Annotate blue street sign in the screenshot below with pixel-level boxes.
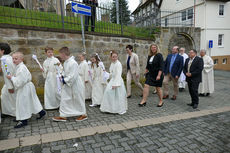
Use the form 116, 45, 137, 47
209, 40, 213, 48
72, 2, 91, 16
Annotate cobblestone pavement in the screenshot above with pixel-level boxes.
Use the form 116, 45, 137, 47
0, 71, 230, 140
1, 111, 230, 153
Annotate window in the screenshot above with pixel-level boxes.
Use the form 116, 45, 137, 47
187, 8, 193, 19
181, 11, 186, 21
218, 34, 224, 47
165, 18, 168, 27
223, 58, 227, 64
214, 59, 218, 65
219, 4, 224, 16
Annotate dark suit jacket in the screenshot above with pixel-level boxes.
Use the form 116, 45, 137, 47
183, 56, 204, 83
164, 53, 184, 78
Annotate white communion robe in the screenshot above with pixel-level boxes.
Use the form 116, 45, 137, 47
43, 56, 63, 109
0, 55, 16, 117
78, 60, 92, 100
11, 62, 43, 121
199, 55, 214, 94
178, 53, 188, 88
100, 60, 128, 114
91, 63, 106, 105
59, 56, 86, 117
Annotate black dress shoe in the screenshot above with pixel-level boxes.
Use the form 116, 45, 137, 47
199, 94, 205, 97
187, 103, 194, 106
14, 120, 28, 128
193, 104, 198, 109
206, 93, 210, 96
127, 95, 132, 98
138, 102, 146, 107
37, 110, 46, 119
157, 102, 164, 107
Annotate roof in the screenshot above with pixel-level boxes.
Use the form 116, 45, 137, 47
206, 0, 230, 2
132, 0, 163, 15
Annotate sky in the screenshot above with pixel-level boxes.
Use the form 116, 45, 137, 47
66, 0, 140, 13
98, 0, 140, 13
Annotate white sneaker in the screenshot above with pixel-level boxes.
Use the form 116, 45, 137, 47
89, 104, 97, 107
118, 111, 126, 115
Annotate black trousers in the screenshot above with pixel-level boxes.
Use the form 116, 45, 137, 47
187, 81, 200, 105
85, 7, 96, 32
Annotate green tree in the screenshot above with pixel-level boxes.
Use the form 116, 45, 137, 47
110, 0, 131, 25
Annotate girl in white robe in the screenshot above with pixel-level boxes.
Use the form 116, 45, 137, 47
0, 43, 16, 117
52, 47, 87, 122
7, 52, 45, 128
78, 53, 92, 100
42, 47, 63, 110
100, 51, 128, 114
90, 54, 106, 107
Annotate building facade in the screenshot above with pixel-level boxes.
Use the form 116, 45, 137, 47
159, 0, 230, 71
132, 0, 162, 27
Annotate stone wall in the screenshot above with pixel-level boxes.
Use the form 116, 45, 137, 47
0, 27, 155, 98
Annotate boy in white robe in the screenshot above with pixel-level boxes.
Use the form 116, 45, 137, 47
7, 52, 46, 128
42, 47, 63, 110
199, 50, 214, 96
0, 43, 16, 118
52, 47, 87, 122
78, 53, 92, 101
100, 51, 128, 114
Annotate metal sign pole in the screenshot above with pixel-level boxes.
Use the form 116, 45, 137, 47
81, 15, 86, 53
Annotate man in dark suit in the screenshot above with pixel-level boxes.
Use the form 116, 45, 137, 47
163, 46, 184, 100
183, 49, 204, 109
83, 0, 98, 32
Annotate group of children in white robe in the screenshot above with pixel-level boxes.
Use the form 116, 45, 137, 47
0, 43, 46, 128
0, 43, 128, 127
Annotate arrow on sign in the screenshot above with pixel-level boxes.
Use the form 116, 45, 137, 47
72, 2, 91, 16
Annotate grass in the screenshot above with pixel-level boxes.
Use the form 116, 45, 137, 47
0, 6, 158, 39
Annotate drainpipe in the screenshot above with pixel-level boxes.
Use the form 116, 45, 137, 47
194, 0, 196, 27
204, 0, 208, 56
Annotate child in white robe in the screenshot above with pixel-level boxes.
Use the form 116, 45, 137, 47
90, 54, 106, 107
7, 52, 46, 128
42, 47, 63, 110
0, 43, 16, 118
52, 47, 87, 122
100, 51, 128, 114
78, 53, 92, 101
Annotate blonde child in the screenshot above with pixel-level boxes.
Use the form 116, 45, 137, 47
7, 52, 46, 128
78, 53, 92, 101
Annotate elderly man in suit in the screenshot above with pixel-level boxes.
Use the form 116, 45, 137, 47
126, 45, 143, 98
183, 49, 204, 109
163, 46, 184, 100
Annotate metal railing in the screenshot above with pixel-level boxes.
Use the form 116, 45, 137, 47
133, 9, 195, 27
0, 0, 156, 39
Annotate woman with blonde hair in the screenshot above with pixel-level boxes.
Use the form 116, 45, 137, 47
139, 44, 164, 107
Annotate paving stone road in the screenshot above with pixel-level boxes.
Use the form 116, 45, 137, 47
0, 70, 230, 152
1, 111, 230, 153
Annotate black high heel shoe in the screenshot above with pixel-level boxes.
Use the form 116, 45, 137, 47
157, 102, 164, 107
138, 102, 147, 107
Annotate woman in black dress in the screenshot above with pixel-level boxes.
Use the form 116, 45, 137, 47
139, 44, 164, 107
